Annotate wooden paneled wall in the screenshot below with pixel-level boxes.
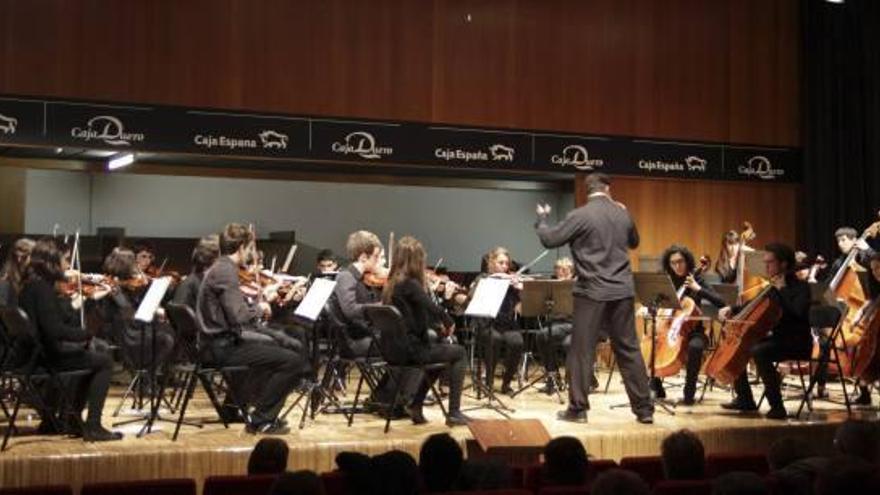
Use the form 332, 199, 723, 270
0, 166, 26, 233
0, 0, 799, 146
576, 175, 801, 265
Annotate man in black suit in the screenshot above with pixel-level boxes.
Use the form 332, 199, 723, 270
198, 223, 310, 434
535, 173, 653, 424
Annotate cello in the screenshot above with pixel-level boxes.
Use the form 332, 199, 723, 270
640, 255, 712, 377
851, 296, 880, 383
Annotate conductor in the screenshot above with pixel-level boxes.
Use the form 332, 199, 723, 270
534, 173, 654, 424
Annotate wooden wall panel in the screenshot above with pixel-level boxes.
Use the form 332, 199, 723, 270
0, 0, 799, 146
575, 174, 800, 265
0, 166, 25, 233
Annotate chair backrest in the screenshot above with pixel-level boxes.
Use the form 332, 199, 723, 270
809, 305, 843, 331
203, 474, 278, 495
539, 487, 590, 495
81, 479, 196, 495
586, 459, 619, 483
652, 479, 711, 495
0, 306, 41, 368
620, 456, 665, 487
364, 304, 411, 364
165, 303, 201, 361
0, 486, 73, 495
706, 452, 769, 478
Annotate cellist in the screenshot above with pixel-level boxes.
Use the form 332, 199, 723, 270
823, 227, 875, 281
717, 243, 811, 420
657, 245, 726, 405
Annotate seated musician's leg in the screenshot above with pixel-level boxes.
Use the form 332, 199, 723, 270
682, 330, 708, 404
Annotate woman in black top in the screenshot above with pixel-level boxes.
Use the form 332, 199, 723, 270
715, 230, 741, 284
0, 237, 35, 308
659, 245, 727, 405
19, 239, 121, 442
100, 247, 176, 369
382, 236, 470, 426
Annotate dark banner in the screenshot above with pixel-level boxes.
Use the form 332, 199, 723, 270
0, 94, 801, 182
0, 97, 45, 144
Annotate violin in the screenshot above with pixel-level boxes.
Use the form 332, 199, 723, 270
364, 267, 389, 289
57, 272, 115, 299
146, 264, 182, 286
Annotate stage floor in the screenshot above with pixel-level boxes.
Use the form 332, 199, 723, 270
1, 370, 877, 492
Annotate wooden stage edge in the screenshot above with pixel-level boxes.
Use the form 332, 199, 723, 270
1, 370, 877, 493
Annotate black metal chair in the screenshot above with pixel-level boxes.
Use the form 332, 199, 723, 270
363, 304, 450, 433
795, 303, 852, 417
0, 307, 89, 451
164, 303, 250, 441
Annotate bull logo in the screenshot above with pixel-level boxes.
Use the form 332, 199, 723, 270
684, 156, 707, 172
489, 144, 515, 162
0, 113, 18, 135
259, 130, 289, 149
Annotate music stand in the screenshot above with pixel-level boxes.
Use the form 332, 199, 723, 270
462, 277, 516, 418
631, 272, 681, 415
278, 278, 339, 428
510, 280, 573, 403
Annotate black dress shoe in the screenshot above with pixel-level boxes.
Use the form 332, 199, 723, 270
445, 411, 472, 427
500, 380, 514, 396
721, 400, 758, 411
556, 408, 588, 423
765, 407, 787, 420
83, 425, 123, 442
855, 389, 872, 406
678, 397, 696, 406
405, 404, 428, 425
246, 420, 291, 435
636, 413, 654, 424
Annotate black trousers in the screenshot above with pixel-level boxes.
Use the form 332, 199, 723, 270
480, 328, 524, 388
568, 296, 652, 415
52, 349, 113, 426
411, 343, 467, 413
208, 339, 309, 425
682, 329, 708, 401
536, 321, 572, 372
732, 336, 810, 410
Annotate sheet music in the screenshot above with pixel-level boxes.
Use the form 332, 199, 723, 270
134, 276, 172, 323
465, 277, 510, 319
294, 278, 337, 321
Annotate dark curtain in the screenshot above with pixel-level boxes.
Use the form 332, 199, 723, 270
803, 0, 880, 258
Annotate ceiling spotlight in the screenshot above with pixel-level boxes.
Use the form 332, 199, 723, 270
825, 0, 844, 4
54, 147, 63, 154
107, 153, 135, 170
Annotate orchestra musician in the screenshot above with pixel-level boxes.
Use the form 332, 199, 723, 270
657, 245, 726, 405
173, 235, 220, 311
535, 173, 654, 424
381, 236, 470, 426
535, 257, 577, 395
718, 243, 811, 420
327, 231, 384, 358
472, 246, 525, 395
315, 248, 339, 276
715, 230, 743, 284
100, 247, 176, 369
0, 237, 36, 308
824, 227, 875, 281
19, 239, 121, 442
198, 223, 311, 435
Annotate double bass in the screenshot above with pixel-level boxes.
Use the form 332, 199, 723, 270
640, 256, 711, 377
705, 222, 782, 385
851, 297, 880, 382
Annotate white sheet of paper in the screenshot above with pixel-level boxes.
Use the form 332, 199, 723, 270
134, 276, 172, 323
294, 278, 337, 321
465, 277, 511, 319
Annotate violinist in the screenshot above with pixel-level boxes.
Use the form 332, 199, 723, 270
658, 245, 726, 405
100, 247, 176, 369
472, 246, 524, 395
327, 230, 384, 358
173, 235, 220, 311
718, 243, 811, 420
715, 230, 743, 284
381, 236, 470, 426
535, 257, 576, 395
19, 239, 121, 441
199, 223, 311, 435
0, 237, 35, 308
315, 249, 339, 276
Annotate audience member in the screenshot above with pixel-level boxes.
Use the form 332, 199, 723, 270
591, 469, 650, 495
248, 438, 290, 475
419, 433, 464, 493
661, 429, 706, 480
543, 436, 589, 486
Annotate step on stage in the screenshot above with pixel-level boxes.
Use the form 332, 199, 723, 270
1, 372, 876, 492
